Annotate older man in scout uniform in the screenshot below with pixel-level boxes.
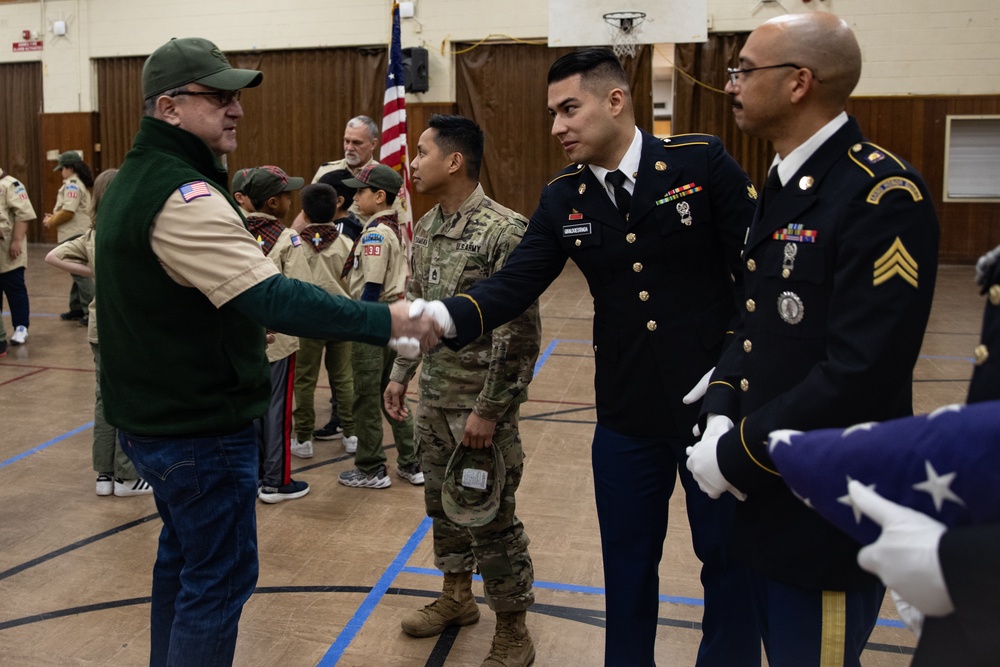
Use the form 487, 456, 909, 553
418, 50, 760, 666
96, 37, 439, 666
385, 114, 541, 667
0, 168, 37, 351
312, 115, 411, 229
684, 13, 940, 666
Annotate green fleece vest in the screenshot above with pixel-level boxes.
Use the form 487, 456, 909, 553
96, 117, 269, 436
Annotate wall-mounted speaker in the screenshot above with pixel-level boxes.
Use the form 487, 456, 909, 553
403, 47, 429, 93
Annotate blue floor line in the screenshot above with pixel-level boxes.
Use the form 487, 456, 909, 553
317, 516, 433, 666
0, 422, 93, 471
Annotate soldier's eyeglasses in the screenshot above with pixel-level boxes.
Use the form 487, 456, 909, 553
726, 63, 808, 85
171, 89, 242, 107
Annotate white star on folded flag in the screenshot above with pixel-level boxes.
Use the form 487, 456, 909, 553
768, 400, 1000, 544
912, 460, 965, 512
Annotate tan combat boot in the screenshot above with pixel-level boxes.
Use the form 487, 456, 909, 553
401, 570, 480, 637
481, 611, 535, 666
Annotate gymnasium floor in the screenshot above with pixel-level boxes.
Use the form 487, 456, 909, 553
0, 244, 982, 666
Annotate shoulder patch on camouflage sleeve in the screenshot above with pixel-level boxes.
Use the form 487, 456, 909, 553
873, 236, 919, 289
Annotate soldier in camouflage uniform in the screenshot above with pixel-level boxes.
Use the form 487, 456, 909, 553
385, 115, 541, 667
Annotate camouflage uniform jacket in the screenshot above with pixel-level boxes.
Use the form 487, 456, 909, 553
390, 184, 541, 420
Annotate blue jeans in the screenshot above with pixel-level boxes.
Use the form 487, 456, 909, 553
121, 425, 260, 667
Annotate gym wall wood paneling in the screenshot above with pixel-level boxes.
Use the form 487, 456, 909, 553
675, 34, 1000, 264
455, 43, 653, 220
96, 48, 389, 194
0, 62, 43, 242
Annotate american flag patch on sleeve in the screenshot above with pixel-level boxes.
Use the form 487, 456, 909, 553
179, 182, 212, 202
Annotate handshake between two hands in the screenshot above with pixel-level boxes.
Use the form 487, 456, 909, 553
387, 298, 458, 359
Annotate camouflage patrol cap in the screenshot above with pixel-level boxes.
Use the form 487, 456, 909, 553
142, 37, 263, 100
441, 444, 505, 528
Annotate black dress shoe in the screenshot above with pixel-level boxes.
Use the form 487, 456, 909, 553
60, 310, 85, 321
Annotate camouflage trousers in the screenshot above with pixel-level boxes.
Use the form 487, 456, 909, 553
417, 404, 534, 613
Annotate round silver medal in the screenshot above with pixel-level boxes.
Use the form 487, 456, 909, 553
777, 291, 804, 324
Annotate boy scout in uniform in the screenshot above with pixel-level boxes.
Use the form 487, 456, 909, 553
233, 166, 314, 503
339, 163, 420, 488
45, 151, 95, 324
385, 115, 541, 667
291, 182, 359, 458
0, 168, 37, 351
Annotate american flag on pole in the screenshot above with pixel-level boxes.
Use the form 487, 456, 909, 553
380, 2, 413, 247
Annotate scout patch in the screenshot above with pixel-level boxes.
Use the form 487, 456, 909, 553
873, 236, 919, 288
290, 233, 301, 247
362, 232, 385, 245
866, 177, 923, 205
65, 184, 80, 199
655, 182, 703, 205
13, 183, 28, 200
179, 182, 211, 202
772, 224, 817, 243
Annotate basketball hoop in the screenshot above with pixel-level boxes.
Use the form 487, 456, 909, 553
603, 10, 646, 59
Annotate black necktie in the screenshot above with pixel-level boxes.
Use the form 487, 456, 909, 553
760, 167, 782, 214
605, 170, 632, 221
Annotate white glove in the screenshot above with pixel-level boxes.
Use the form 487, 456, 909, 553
388, 337, 421, 359
684, 367, 714, 436
890, 589, 925, 637
409, 298, 457, 338
685, 415, 746, 501
849, 480, 955, 617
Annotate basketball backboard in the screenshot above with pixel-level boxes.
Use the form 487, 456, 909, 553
548, 0, 708, 49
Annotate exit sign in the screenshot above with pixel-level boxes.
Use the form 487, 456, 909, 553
13, 40, 43, 52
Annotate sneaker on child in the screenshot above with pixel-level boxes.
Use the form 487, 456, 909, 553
339, 465, 391, 489
314, 418, 343, 440
96, 473, 114, 496
259, 479, 310, 503
291, 437, 314, 459
397, 462, 425, 485
10, 325, 28, 345
114, 477, 153, 497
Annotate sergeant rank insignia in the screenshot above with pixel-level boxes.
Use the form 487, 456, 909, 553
873, 236, 919, 288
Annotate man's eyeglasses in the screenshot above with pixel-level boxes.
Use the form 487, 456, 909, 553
170, 89, 242, 107
726, 63, 808, 86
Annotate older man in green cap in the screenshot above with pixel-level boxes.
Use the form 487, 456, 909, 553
96, 37, 442, 667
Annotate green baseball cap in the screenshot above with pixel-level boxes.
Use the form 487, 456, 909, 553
53, 150, 83, 171
235, 166, 304, 201
342, 163, 403, 194
142, 37, 263, 100
441, 444, 506, 528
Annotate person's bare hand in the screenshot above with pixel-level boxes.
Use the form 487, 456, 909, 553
384, 380, 409, 421
462, 412, 496, 449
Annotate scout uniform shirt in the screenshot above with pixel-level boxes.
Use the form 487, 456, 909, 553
312, 157, 411, 230
0, 170, 37, 273
53, 174, 93, 242
51, 230, 99, 344
346, 209, 407, 303
390, 184, 541, 418
243, 212, 312, 363
301, 221, 354, 298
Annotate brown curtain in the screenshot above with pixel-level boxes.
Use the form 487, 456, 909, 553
0, 63, 43, 241
96, 48, 388, 191
455, 43, 652, 219
674, 33, 772, 188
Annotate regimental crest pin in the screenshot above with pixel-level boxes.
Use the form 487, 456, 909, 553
578, 183, 586, 195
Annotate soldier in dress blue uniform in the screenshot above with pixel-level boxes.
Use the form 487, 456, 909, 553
684, 13, 940, 666
423, 48, 761, 667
